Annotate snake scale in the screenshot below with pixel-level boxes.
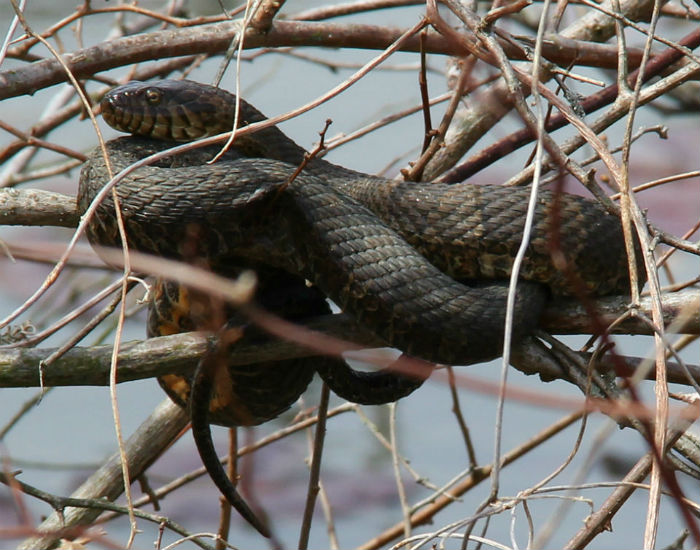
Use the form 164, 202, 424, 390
78, 80, 643, 536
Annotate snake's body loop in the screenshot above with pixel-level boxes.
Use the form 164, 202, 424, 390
78, 79, 643, 536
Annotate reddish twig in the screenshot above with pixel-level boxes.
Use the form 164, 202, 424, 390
280, 118, 333, 192
439, 27, 700, 183
418, 29, 435, 159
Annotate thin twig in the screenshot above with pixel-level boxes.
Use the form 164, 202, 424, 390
298, 383, 331, 550
357, 411, 585, 550
15, 399, 190, 550
447, 366, 478, 470
389, 402, 412, 538
0, 472, 216, 550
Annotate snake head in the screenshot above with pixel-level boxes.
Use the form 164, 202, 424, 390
100, 79, 310, 165
101, 79, 256, 141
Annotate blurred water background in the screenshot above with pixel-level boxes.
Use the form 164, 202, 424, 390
0, 1, 698, 548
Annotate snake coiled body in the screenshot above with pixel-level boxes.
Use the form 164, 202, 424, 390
78, 80, 642, 536
80, 122, 636, 364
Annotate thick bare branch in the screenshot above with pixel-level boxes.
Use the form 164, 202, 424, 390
0, 21, 459, 100
0, 290, 697, 389
0, 188, 78, 227
0, 17, 676, 103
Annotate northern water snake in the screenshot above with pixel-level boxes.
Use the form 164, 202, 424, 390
78, 79, 643, 536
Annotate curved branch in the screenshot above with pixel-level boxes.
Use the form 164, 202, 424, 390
0, 21, 459, 100
0, 18, 665, 101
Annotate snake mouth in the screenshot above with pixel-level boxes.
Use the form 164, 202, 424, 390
100, 94, 121, 132
100, 87, 158, 138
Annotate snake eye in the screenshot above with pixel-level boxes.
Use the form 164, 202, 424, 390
144, 88, 162, 105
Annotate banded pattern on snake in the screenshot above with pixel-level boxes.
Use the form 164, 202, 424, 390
78, 79, 643, 536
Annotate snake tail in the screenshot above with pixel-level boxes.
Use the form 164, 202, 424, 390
189, 348, 271, 538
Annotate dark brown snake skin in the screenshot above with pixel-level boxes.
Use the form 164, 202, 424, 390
77, 80, 643, 536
